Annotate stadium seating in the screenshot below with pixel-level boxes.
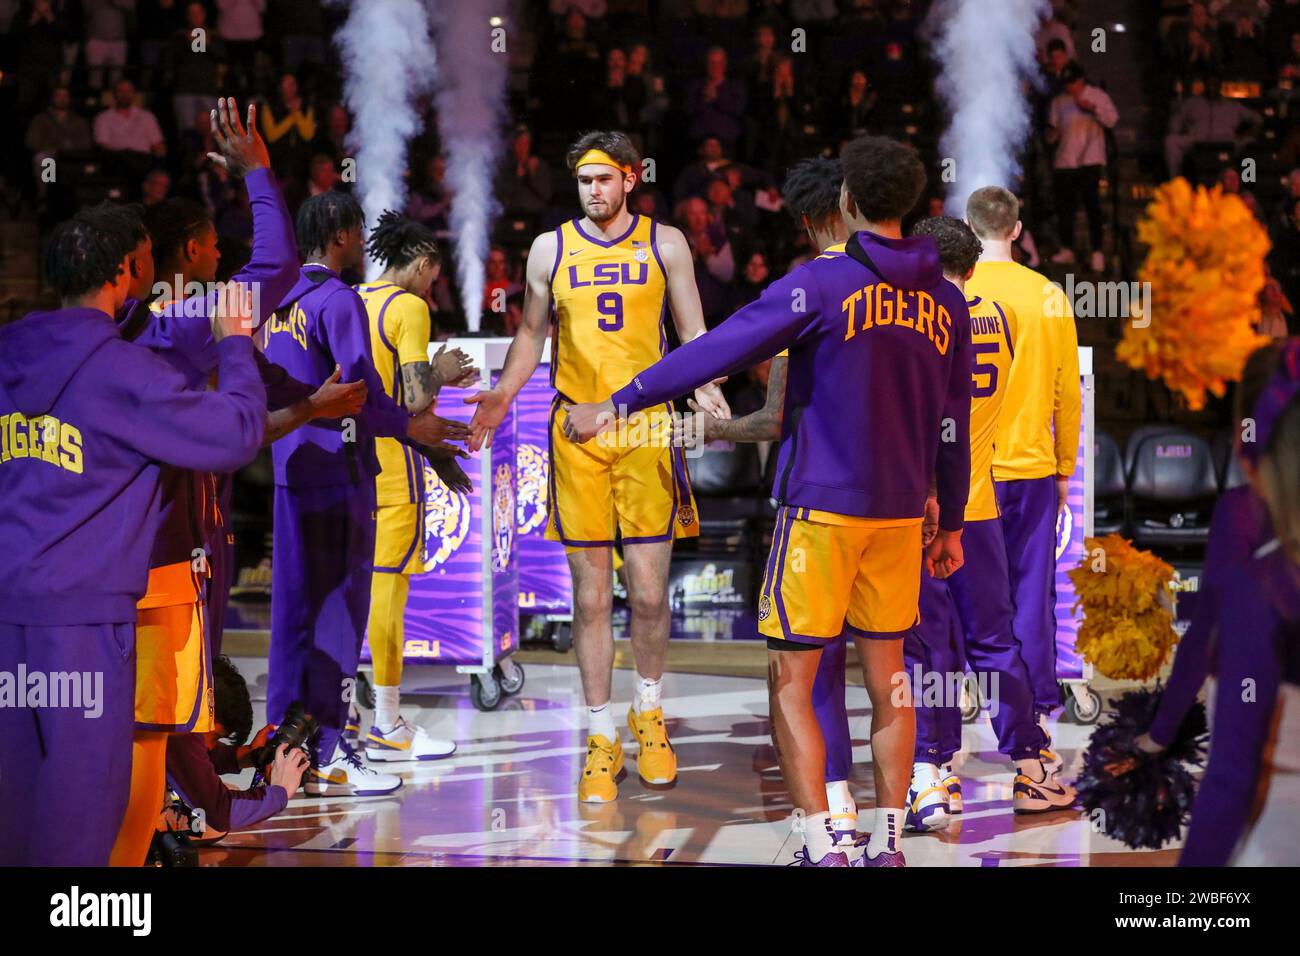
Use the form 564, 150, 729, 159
1126, 428, 1218, 549
684, 440, 764, 556
1093, 429, 1127, 535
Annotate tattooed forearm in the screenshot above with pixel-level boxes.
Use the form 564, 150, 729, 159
263, 399, 312, 445
401, 361, 437, 413
703, 356, 786, 444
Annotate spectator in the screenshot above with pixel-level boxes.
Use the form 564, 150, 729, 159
497, 125, 554, 217
261, 72, 316, 182
141, 168, 171, 210
83, 0, 133, 89
25, 85, 91, 181
1258, 273, 1294, 338
172, 1, 226, 133
732, 250, 772, 310
627, 41, 670, 154
748, 55, 817, 177
94, 80, 166, 188
833, 69, 878, 145
216, 0, 265, 92
1166, 1, 1223, 86
408, 154, 450, 233
13, 0, 67, 112
1269, 196, 1300, 313
1036, 5, 1076, 61
673, 135, 730, 202
675, 195, 733, 324
599, 47, 647, 134
706, 171, 757, 261
1222, 12, 1269, 83
275, 0, 327, 74
1164, 76, 1263, 177
745, 22, 779, 101
283, 153, 341, 214
316, 102, 351, 164
1047, 62, 1118, 272
138, 0, 182, 89
482, 247, 521, 316
686, 46, 747, 150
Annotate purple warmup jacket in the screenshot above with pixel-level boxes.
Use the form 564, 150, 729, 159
1181, 542, 1300, 865
118, 167, 310, 569
166, 733, 288, 833
261, 266, 412, 488
612, 231, 972, 527
1149, 485, 1272, 746
0, 310, 265, 626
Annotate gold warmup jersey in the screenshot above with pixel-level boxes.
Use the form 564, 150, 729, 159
357, 281, 431, 506
966, 295, 1017, 521
550, 214, 667, 404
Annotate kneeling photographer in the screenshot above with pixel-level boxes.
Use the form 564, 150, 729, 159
164, 657, 313, 842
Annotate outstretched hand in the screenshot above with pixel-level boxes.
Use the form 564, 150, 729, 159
309, 366, 367, 420
207, 97, 271, 177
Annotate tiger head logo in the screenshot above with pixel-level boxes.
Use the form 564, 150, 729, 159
758, 594, 772, 622
515, 443, 549, 535
677, 504, 696, 528
492, 462, 515, 573
423, 463, 471, 572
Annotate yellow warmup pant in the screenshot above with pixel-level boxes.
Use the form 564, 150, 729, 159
369, 503, 421, 686
109, 732, 168, 867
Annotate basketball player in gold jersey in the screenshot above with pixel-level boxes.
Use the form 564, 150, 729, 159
467, 130, 729, 803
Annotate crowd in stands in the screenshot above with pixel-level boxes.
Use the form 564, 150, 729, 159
3, 0, 1296, 340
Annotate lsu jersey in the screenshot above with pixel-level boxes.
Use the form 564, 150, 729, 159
966, 260, 1080, 482
550, 214, 667, 405
357, 282, 431, 506
966, 295, 1017, 521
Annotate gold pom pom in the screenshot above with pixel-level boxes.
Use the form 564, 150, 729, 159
1116, 178, 1270, 410
1069, 534, 1178, 681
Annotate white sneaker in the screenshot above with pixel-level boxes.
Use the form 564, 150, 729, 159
364, 716, 457, 761
904, 762, 951, 832
305, 741, 403, 796
1050, 248, 1076, 265
1013, 762, 1077, 813
1089, 249, 1106, 273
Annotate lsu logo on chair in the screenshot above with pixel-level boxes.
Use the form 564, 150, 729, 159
515, 442, 549, 535
422, 462, 471, 572
491, 462, 515, 573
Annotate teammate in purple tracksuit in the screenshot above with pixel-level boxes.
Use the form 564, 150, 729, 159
0, 205, 266, 866
260, 192, 468, 797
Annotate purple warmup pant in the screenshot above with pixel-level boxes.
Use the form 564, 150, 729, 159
906, 518, 1045, 764
0, 622, 135, 865
812, 634, 853, 781
995, 476, 1061, 716
268, 481, 377, 764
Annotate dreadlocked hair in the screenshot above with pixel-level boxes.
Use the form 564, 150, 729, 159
366, 209, 441, 271
295, 191, 364, 257
145, 198, 212, 268
782, 156, 843, 229
43, 201, 146, 299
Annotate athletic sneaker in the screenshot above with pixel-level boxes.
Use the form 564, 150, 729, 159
343, 707, 361, 741
627, 705, 676, 785
849, 836, 906, 868
942, 770, 964, 814
1013, 764, 1077, 813
305, 741, 403, 797
791, 846, 851, 867
364, 716, 456, 762
578, 734, 624, 804
905, 763, 951, 832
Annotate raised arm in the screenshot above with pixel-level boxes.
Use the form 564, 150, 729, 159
465, 230, 556, 450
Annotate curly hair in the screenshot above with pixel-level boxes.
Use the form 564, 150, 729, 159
365, 209, 441, 271
839, 135, 926, 223
910, 215, 984, 279
781, 156, 843, 229
43, 202, 147, 299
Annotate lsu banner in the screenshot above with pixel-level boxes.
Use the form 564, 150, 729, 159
362, 373, 519, 667
1052, 380, 1088, 681
515, 364, 571, 614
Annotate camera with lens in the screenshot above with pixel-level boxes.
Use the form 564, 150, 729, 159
248, 701, 319, 776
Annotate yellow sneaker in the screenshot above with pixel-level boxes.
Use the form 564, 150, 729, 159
578, 734, 624, 803
627, 705, 677, 785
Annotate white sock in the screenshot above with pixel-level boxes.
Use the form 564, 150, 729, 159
1016, 758, 1046, 783
866, 808, 903, 857
634, 673, 662, 714
824, 780, 857, 832
803, 810, 836, 860
912, 762, 941, 787
588, 702, 616, 741
940, 762, 956, 779
375, 684, 401, 731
